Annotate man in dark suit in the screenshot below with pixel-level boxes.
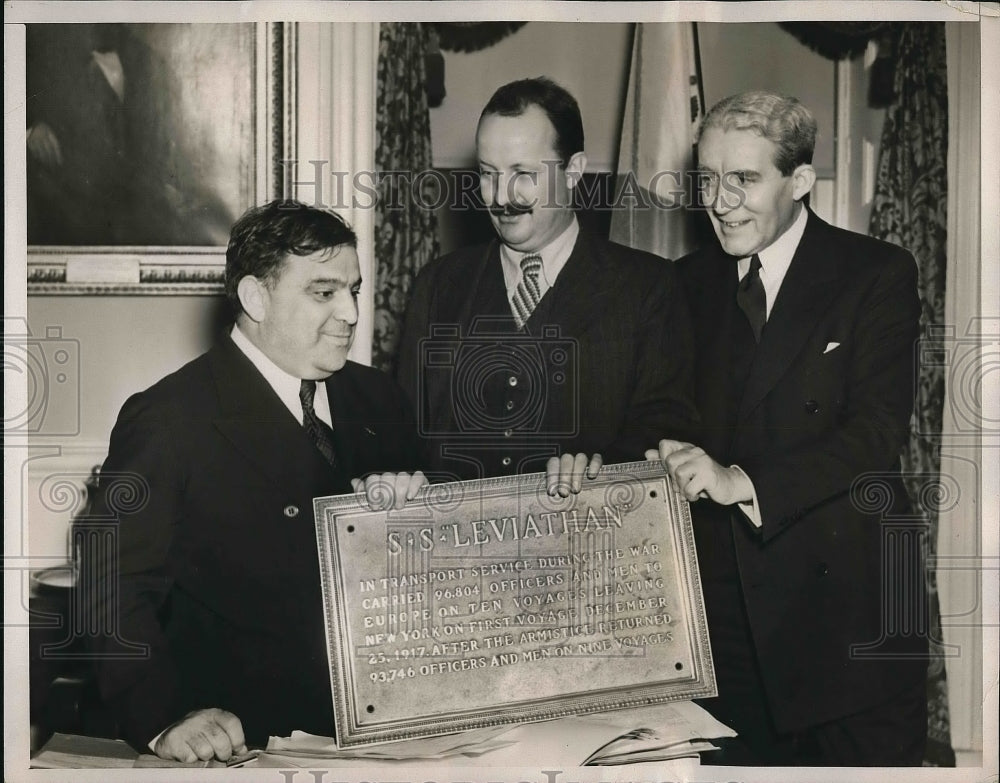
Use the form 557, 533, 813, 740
397, 77, 698, 490
86, 201, 425, 762
651, 91, 926, 765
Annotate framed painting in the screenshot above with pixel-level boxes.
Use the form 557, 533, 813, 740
25, 22, 295, 294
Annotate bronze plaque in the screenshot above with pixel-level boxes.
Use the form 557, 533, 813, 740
313, 460, 715, 747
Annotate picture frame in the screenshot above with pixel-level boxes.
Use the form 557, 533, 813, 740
25, 22, 296, 295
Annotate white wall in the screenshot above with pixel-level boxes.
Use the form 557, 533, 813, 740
25, 295, 227, 559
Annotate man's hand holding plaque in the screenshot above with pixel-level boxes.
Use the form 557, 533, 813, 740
545, 453, 604, 497
646, 440, 754, 506
351, 471, 429, 510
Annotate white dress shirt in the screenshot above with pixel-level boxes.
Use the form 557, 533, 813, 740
500, 215, 580, 314
230, 324, 333, 428
736, 202, 809, 317
733, 205, 810, 528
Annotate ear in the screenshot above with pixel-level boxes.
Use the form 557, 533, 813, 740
564, 151, 588, 190
236, 275, 268, 323
790, 163, 816, 202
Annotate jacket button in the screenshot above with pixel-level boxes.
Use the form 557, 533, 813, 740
284, 505, 300, 518
804, 399, 820, 413
816, 562, 828, 576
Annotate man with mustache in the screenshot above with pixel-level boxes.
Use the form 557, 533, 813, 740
85, 200, 425, 762
398, 77, 698, 488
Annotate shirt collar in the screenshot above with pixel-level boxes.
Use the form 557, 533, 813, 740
500, 215, 579, 290
230, 324, 323, 426
738, 204, 809, 283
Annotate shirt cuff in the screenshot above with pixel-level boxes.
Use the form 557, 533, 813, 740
148, 728, 166, 753
731, 464, 762, 528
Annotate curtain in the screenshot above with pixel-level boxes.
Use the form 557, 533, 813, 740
373, 22, 440, 373
609, 23, 704, 260
868, 22, 955, 767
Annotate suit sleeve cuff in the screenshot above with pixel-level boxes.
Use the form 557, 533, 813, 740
731, 464, 762, 528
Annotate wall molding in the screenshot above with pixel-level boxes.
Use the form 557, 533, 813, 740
939, 20, 985, 755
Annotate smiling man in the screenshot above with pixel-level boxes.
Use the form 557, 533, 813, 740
652, 92, 926, 766
85, 200, 424, 762
398, 77, 698, 487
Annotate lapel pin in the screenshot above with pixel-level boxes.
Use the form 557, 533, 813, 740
364, 426, 377, 436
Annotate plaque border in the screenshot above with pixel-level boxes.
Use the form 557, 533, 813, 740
313, 460, 716, 748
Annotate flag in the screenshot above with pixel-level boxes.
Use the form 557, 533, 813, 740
610, 23, 704, 261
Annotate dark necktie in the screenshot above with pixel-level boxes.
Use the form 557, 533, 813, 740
511, 253, 543, 329
299, 379, 337, 468
737, 254, 766, 343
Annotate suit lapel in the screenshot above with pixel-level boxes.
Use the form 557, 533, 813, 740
424, 242, 503, 429
454, 241, 503, 327
738, 213, 843, 419
209, 336, 330, 499
541, 233, 612, 337
324, 370, 368, 483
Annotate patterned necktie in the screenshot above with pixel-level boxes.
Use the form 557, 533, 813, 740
299, 379, 338, 468
511, 253, 543, 330
737, 254, 767, 343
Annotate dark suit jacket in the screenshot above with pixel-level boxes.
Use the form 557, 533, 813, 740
677, 211, 927, 732
86, 335, 420, 749
397, 232, 699, 478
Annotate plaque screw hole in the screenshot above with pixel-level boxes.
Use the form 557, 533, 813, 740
366, 705, 375, 713
650, 490, 658, 498
347, 525, 355, 533
675, 662, 683, 670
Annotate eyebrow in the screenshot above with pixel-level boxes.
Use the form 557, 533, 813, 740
477, 159, 546, 171
306, 275, 362, 288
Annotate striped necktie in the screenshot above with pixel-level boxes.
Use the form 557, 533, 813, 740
511, 253, 543, 330
299, 379, 337, 468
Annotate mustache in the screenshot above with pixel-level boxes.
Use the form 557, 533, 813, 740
489, 202, 533, 217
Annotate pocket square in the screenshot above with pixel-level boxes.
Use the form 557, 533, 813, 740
823, 342, 841, 354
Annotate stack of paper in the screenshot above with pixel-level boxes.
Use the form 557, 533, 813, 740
579, 701, 737, 765
264, 701, 734, 767
265, 725, 516, 763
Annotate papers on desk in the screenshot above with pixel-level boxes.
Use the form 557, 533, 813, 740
264, 701, 735, 767
580, 701, 737, 765
266, 724, 517, 762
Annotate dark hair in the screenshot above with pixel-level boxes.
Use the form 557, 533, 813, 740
224, 200, 356, 313
478, 77, 584, 165
699, 91, 817, 176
